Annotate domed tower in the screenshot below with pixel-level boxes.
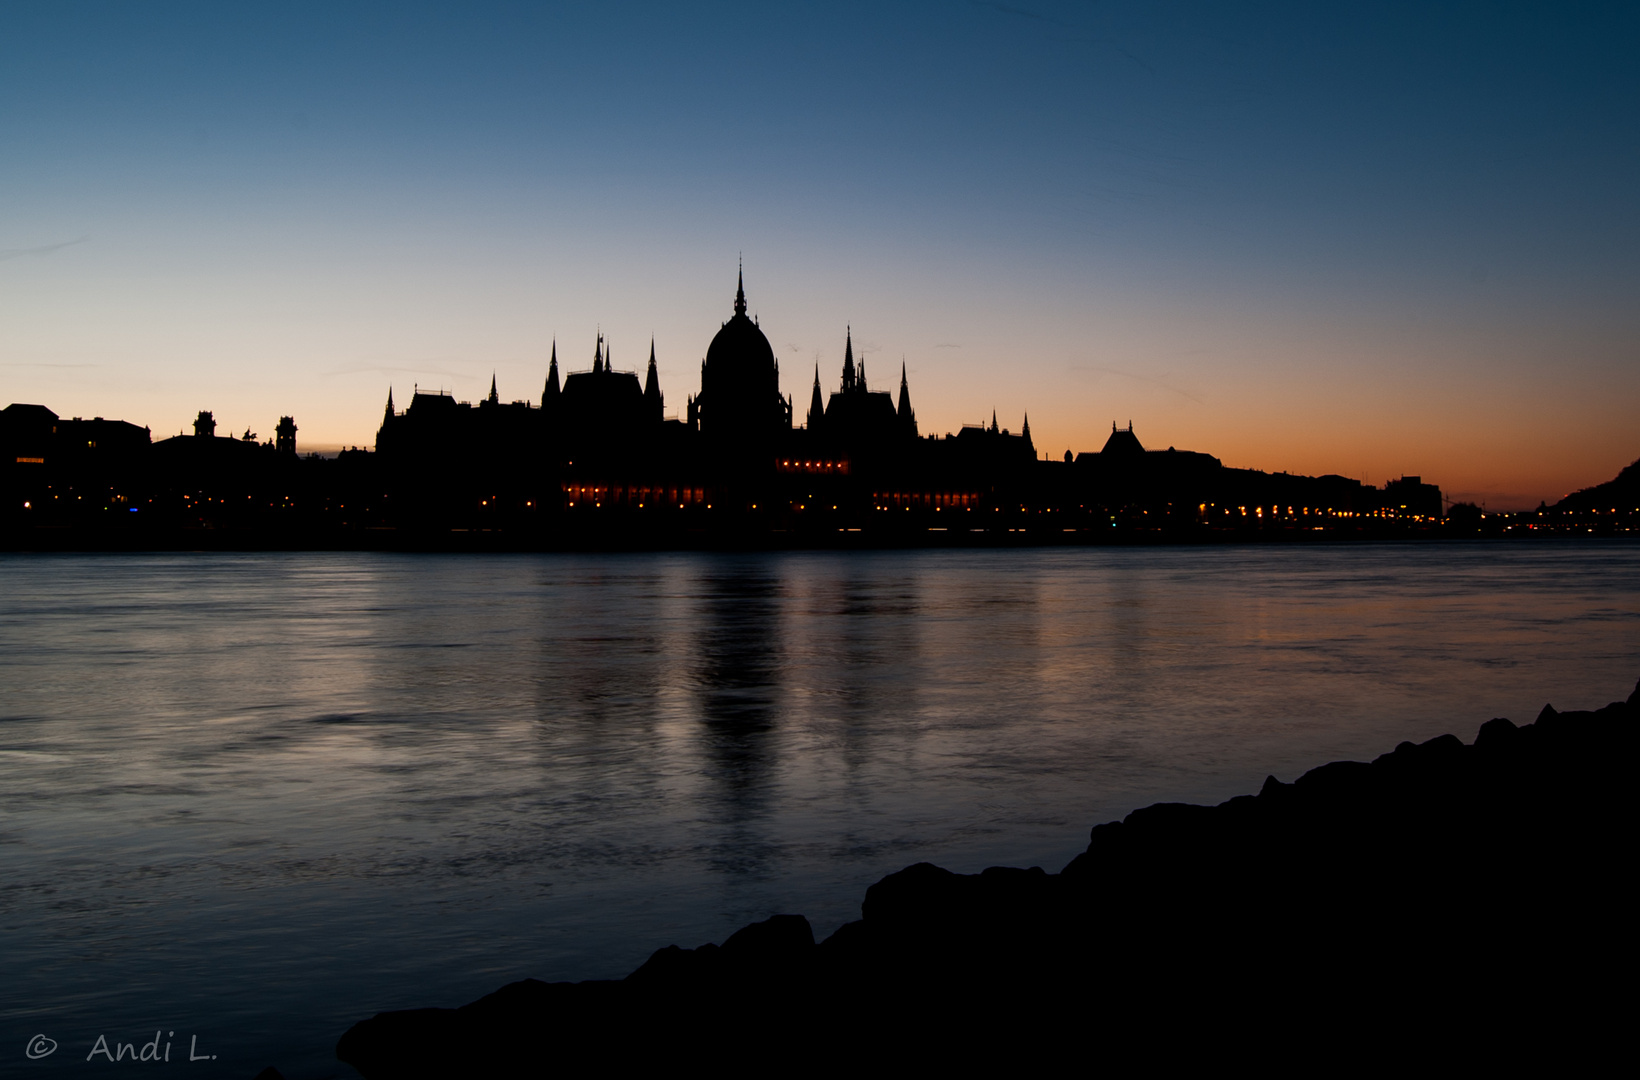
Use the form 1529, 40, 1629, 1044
694, 266, 790, 455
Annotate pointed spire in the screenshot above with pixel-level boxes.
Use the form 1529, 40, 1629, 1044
991, 409, 998, 434
644, 337, 663, 421
808, 363, 826, 430
385, 386, 395, 418
594, 332, 604, 375
734, 260, 747, 318
897, 361, 916, 436
841, 327, 856, 393
1022, 412, 1032, 448
488, 373, 499, 404
542, 340, 561, 407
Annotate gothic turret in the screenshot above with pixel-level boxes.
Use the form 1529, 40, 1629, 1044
897, 361, 917, 437
1021, 413, 1032, 450
376, 390, 395, 450
542, 342, 561, 409
487, 374, 499, 405
841, 327, 856, 393
643, 338, 664, 422
807, 364, 825, 430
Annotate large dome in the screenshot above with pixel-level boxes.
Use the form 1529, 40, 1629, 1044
694, 270, 789, 445
704, 282, 775, 379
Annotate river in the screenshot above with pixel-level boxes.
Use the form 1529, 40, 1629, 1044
3, 542, 1637, 1077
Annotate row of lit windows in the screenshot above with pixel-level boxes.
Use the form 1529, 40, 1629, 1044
561, 484, 708, 509
1537, 508, 1640, 515
871, 491, 979, 509
1195, 504, 1432, 519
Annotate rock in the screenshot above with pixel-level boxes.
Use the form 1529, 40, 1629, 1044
1473, 716, 1518, 753
1292, 757, 1375, 797
720, 912, 815, 962
338, 681, 1638, 1076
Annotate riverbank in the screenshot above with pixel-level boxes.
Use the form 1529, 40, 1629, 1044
336, 679, 1637, 1075
5, 520, 1630, 553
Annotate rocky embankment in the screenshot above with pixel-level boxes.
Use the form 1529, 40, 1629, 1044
338, 684, 1637, 1074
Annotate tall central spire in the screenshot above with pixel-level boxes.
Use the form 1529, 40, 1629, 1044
734, 259, 747, 318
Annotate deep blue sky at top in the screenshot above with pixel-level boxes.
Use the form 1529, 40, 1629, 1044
3, 1, 1637, 505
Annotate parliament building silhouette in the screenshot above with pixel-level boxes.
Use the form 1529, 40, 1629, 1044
375, 269, 1047, 525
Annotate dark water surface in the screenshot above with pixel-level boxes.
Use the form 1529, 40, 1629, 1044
3, 543, 1638, 1077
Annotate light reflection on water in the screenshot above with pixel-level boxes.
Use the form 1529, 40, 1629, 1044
2, 543, 1637, 1077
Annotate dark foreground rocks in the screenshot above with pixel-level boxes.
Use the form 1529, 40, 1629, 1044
339, 684, 1638, 1075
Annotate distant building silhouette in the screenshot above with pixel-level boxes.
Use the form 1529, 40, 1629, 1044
4, 266, 1467, 543
1101, 421, 1143, 458
1381, 475, 1442, 519
276, 416, 298, 456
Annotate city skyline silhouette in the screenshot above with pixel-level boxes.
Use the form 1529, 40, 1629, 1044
4, 267, 1515, 547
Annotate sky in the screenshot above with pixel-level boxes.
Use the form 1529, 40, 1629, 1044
2, 1, 1637, 509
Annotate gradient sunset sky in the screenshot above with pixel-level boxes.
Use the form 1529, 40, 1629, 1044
4, 1, 1636, 509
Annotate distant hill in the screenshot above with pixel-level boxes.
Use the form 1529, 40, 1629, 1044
1551, 456, 1640, 512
